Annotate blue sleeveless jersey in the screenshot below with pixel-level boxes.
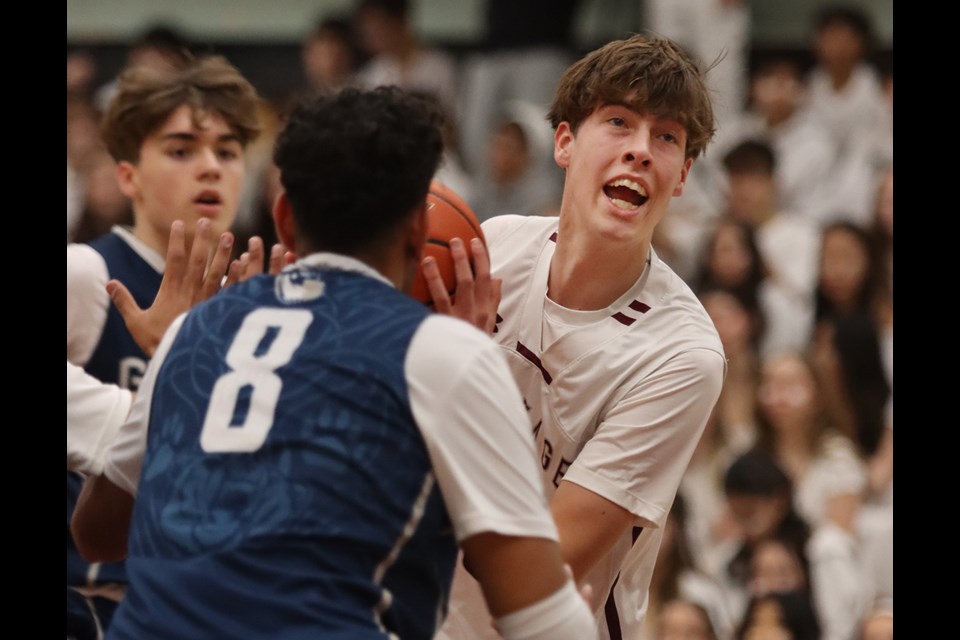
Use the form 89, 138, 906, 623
83, 232, 161, 390
108, 266, 459, 640
69, 232, 159, 588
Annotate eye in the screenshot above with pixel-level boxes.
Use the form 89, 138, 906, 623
660, 132, 679, 144
168, 147, 190, 159
608, 116, 626, 127
218, 148, 240, 161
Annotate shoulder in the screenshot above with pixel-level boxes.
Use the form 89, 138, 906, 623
809, 432, 867, 489
817, 432, 865, 464
806, 522, 858, 559
852, 63, 885, 93
482, 214, 557, 247
419, 48, 456, 70
644, 252, 725, 355
408, 315, 501, 374
67, 242, 110, 306
67, 242, 108, 281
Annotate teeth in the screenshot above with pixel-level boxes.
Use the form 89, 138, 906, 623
607, 178, 647, 197
610, 197, 639, 210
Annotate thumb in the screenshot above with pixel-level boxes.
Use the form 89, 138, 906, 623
106, 279, 141, 322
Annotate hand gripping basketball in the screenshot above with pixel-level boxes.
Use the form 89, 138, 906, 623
414, 180, 501, 333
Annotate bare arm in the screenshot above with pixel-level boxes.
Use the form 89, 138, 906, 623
70, 314, 186, 565
461, 533, 597, 639
551, 349, 726, 582
460, 533, 569, 617
71, 474, 135, 563
550, 482, 637, 582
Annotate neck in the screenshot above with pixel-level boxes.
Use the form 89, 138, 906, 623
765, 108, 792, 128
775, 422, 813, 454
548, 219, 651, 310
828, 63, 856, 90
753, 204, 776, 226
132, 220, 170, 258
392, 34, 419, 66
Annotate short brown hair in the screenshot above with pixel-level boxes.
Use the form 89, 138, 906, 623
547, 34, 716, 160
101, 55, 262, 163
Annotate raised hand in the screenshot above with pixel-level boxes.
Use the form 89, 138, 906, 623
224, 236, 295, 287
107, 219, 233, 357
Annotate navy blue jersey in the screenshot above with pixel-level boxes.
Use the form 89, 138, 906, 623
84, 232, 161, 391
69, 232, 160, 589
109, 265, 459, 640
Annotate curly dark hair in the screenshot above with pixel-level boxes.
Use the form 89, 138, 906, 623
274, 86, 444, 254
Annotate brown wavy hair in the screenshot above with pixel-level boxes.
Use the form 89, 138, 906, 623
547, 34, 716, 160
101, 54, 262, 164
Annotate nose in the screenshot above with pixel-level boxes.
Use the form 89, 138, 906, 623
197, 148, 222, 180
622, 124, 653, 167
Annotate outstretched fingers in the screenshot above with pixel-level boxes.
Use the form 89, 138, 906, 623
183, 217, 214, 301
199, 231, 235, 301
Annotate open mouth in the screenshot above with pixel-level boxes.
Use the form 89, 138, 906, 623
195, 191, 222, 207
603, 178, 648, 210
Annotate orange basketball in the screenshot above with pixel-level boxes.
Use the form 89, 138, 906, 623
409, 180, 486, 306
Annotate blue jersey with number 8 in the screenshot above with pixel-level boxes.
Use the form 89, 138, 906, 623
109, 264, 457, 640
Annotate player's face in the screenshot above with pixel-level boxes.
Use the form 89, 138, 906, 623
554, 103, 692, 245
120, 104, 245, 253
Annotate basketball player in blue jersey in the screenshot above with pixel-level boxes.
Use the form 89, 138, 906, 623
428, 35, 728, 640
66, 55, 261, 639
72, 86, 597, 640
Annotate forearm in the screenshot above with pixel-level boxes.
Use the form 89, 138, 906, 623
71, 474, 135, 563
551, 481, 635, 582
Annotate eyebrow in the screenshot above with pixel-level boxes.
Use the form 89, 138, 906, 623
599, 100, 634, 111
160, 132, 241, 144
599, 103, 685, 127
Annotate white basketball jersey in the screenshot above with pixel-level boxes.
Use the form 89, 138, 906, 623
439, 215, 726, 640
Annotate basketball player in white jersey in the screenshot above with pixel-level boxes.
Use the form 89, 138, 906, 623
428, 34, 727, 640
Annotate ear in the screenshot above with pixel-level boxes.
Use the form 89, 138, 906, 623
406, 199, 429, 259
272, 190, 297, 254
553, 122, 574, 169
673, 157, 695, 197
115, 161, 139, 201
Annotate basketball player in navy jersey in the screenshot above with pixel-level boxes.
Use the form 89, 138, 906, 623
72, 87, 597, 640
428, 35, 728, 640
66, 55, 261, 639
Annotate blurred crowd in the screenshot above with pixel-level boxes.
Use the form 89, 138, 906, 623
66, 2, 893, 639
